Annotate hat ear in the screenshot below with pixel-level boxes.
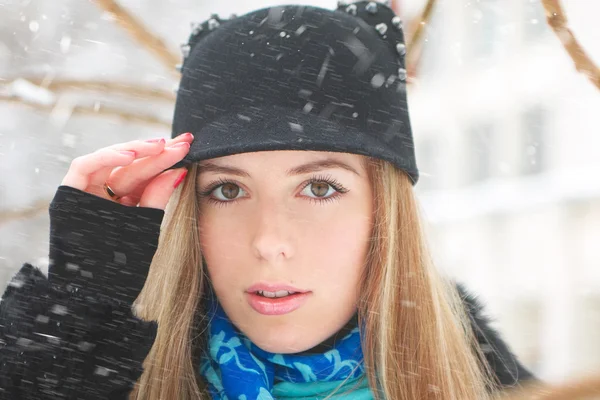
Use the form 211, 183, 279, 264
336, 1, 407, 81
177, 3, 408, 81
177, 13, 237, 73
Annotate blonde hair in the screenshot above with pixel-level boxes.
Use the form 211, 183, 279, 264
129, 157, 501, 399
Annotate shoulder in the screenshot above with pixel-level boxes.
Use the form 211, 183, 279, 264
454, 281, 538, 389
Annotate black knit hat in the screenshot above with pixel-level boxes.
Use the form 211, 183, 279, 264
170, 0, 419, 185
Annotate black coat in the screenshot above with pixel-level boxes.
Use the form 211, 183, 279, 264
0, 186, 537, 399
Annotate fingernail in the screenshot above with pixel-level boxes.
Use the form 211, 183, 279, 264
174, 170, 188, 188
145, 137, 165, 144
119, 150, 136, 156
183, 132, 194, 139
172, 142, 190, 148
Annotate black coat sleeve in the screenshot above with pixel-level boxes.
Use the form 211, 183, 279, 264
456, 282, 540, 392
0, 186, 164, 400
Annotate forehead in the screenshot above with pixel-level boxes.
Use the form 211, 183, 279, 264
200, 150, 358, 162
198, 150, 367, 167
198, 151, 369, 172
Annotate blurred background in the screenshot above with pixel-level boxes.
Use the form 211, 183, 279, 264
1, 0, 599, 385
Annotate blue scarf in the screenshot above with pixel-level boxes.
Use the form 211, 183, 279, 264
199, 295, 373, 399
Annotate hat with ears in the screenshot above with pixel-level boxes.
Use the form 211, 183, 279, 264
169, 0, 419, 185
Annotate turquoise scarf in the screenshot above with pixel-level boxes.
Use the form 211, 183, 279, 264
199, 295, 373, 399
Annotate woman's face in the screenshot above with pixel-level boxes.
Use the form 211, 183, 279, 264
197, 150, 373, 353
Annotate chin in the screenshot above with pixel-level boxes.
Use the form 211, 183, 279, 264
244, 323, 320, 354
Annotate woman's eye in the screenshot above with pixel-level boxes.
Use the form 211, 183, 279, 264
200, 177, 347, 205
301, 181, 337, 199
212, 183, 245, 201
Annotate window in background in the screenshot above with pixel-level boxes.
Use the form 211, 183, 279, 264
466, 121, 495, 185
520, 105, 547, 176
469, 0, 500, 61
419, 5, 444, 78
523, 0, 547, 41
508, 298, 544, 374
573, 294, 600, 373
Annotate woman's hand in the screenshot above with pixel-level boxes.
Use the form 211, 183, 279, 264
60, 133, 193, 210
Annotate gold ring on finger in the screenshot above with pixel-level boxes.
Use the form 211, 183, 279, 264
103, 182, 121, 200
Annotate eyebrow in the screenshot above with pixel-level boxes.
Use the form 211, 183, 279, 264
198, 158, 361, 177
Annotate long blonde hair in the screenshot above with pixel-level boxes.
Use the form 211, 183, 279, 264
129, 157, 500, 399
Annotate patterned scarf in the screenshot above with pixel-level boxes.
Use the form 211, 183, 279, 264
199, 294, 373, 399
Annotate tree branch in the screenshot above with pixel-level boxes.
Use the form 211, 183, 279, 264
3, 77, 175, 102
0, 200, 49, 225
0, 97, 171, 128
406, 0, 436, 72
92, 0, 181, 79
541, 0, 600, 90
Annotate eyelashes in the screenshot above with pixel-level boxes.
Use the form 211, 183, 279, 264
197, 174, 350, 207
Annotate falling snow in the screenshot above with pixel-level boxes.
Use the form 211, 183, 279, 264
0, 1, 599, 397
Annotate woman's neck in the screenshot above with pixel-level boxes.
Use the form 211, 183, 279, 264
301, 313, 359, 354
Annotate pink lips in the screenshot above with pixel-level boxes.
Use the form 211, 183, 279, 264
246, 283, 311, 316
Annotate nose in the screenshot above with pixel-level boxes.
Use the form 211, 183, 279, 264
251, 200, 296, 263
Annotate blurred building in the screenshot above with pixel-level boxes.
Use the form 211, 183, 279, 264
408, 0, 600, 382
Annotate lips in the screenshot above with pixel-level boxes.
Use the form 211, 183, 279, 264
246, 291, 311, 315
246, 283, 309, 294
255, 289, 296, 298
246, 283, 311, 316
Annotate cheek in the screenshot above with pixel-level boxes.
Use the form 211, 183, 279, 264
198, 214, 244, 285
307, 214, 372, 284
198, 206, 247, 250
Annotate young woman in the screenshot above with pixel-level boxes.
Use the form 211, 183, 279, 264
0, 2, 539, 399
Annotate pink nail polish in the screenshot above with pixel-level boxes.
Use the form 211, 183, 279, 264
172, 142, 190, 148
174, 170, 188, 188
119, 150, 136, 156
146, 138, 165, 143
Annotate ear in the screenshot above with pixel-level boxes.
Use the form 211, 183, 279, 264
335, 1, 408, 81
177, 13, 237, 74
